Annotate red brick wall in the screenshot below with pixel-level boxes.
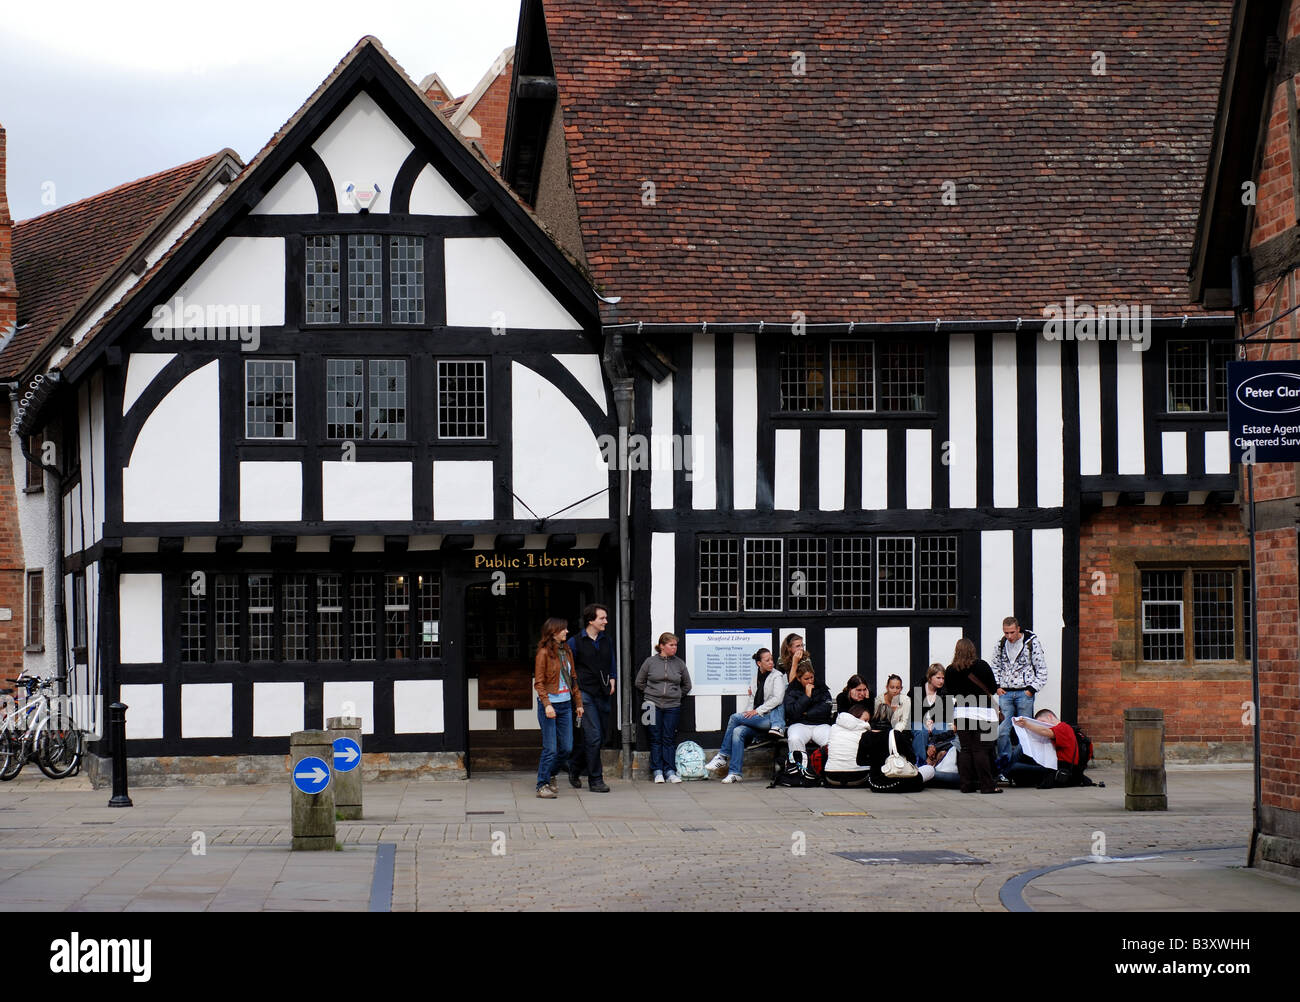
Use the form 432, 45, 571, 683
0, 124, 16, 334
471, 58, 513, 167
0, 401, 24, 687
1078, 506, 1253, 750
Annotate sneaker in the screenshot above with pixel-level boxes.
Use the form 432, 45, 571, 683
536, 785, 557, 799
997, 773, 1011, 786
667, 771, 682, 784
721, 773, 741, 784
547, 778, 558, 794
705, 754, 728, 772
769, 726, 785, 738
653, 771, 665, 783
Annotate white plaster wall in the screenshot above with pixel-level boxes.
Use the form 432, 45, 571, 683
862, 429, 888, 509
991, 337, 1018, 508
312, 91, 414, 214
322, 461, 413, 521
1116, 346, 1145, 475
1032, 528, 1065, 716
773, 429, 800, 510
818, 429, 845, 511
1036, 338, 1064, 507
432, 461, 494, 521
409, 163, 475, 216
253, 683, 305, 736
120, 573, 163, 664
1078, 340, 1103, 475
552, 353, 608, 414
690, 334, 717, 510
119, 684, 163, 739
649, 533, 675, 644
928, 626, 964, 671
250, 162, 318, 215
89, 374, 106, 545
157, 237, 286, 329
905, 428, 932, 510
980, 531, 1015, 663
123, 353, 176, 414
10, 424, 57, 677
1205, 431, 1230, 474
123, 361, 221, 522
393, 680, 445, 733
240, 462, 303, 521
322, 682, 375, 735
444, 237, 582, 330
1162, 431, 1188, 475
823, 627, 857, 696
732, 334, 758, 510
182, 684, 233, 738
467, 679, 498, 730
650, 374, 674, 510
695, 694, 721, 732
948, 336, 978, 507
511, 363, 607, 520
875, 627, 910, 708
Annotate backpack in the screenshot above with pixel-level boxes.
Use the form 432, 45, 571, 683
674, 740, 708, 780
1067, 723, 1095, 785
769, 749, 822, 788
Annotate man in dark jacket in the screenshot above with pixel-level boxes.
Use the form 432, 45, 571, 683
566, 603, 614, 792
783, 665, 833, 769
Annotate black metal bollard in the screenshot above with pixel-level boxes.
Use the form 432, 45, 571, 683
107, 702, 132, 808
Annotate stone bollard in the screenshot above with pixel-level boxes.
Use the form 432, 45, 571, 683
1123, 708, 1167, 811
290, 730, 335, 850
326, 716, 363, 820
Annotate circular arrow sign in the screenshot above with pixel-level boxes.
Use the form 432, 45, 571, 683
292, 755, 331, 795
332, 737, 361, 773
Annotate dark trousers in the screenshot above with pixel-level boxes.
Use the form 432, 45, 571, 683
571, 691, 609, 783
956, 726, 998, 793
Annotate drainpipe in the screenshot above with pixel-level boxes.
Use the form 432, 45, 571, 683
611, 378, 634, 780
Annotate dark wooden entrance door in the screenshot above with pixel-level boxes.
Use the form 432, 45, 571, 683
465, 577, 592, 771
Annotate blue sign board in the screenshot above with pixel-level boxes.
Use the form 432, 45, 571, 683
1227, 360, 1300, 463
292, 756, 331, 795
332, 737, 361, 773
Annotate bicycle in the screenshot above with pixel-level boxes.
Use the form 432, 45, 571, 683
0, 674, 83, 780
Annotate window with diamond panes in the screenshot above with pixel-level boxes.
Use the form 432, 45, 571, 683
351, 575, 376, 661
385, 573, 410, 660
919, 536, 959, 611
181, 579, 206, 663
245, 360, 295, 439
305, 235, 340, 323
877, 536, 915, 611
831, 537, 872, 612
437, 360, 487, 438
348, 234, 382, 323
743, 538, 783, 612
390, 236, 424, 324
249, 574, 274, 660
830, 341, 872, 411
1167, 341, 1232, 413
418, 574, 441, 659
281, 575, 309, 661
215, 575, 240, 661
787, 537, 827, 612
698, 538, 740, 613
326, 360, 364, 440
317, 574, 343, 661
878, 341, 926, 411
779, 342, 824, 411
1192, 571, 1235, 661
1141, 570, 1184, 661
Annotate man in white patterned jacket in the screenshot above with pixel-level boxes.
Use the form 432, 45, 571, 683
990, 616, 1050, 775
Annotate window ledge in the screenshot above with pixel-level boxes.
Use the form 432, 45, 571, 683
1120, 661, 1252, 682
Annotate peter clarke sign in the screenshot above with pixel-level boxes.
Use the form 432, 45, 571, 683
473, 552, 589, 570
1228, 361, 1300, 462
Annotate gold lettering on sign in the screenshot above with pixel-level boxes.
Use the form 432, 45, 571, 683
471, 553, 588, 569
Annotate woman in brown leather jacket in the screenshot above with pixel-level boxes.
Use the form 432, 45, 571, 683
533, 617, 583, 798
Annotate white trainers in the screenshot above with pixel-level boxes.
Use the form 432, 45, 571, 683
705, 754, 728, 772
721, 773, 741, 784
667, 771, 682, 783
653, 771, 665, 783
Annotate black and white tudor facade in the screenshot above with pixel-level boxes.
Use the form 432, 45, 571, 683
18, 39, 620, 778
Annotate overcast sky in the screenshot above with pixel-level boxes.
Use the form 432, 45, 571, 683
0, 0, 523, 221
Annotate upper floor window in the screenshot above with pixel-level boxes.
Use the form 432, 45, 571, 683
1140, 566, 1251, 664
437, 360, 488, 439
779, 339, 925, 413
25, 433, 44, 493
26, 570, 44, 652
325, 359, 408, 440
245, 360, 296, 439
305, 234, 424, 326
1166, 340, 1234, 414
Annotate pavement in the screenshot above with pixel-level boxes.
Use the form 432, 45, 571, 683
0, 763, 1297, 911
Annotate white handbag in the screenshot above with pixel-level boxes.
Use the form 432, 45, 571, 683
882, 729, 919, 778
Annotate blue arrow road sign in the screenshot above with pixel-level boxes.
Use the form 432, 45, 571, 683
333, 737, 361, 772
293, 756, 331, 794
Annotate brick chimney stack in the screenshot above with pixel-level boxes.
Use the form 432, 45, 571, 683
0, 124, 16, 334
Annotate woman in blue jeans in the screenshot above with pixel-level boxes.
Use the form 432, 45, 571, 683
705, 647, 786, 783
635, 632, 693, 783
533, 617, 583, 798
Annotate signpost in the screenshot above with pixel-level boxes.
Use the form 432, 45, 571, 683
327, 716, 363, 820
289, 731, 336, 850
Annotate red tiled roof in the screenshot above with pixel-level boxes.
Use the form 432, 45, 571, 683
3, 154, 230, 379
542, 0, 1235, 323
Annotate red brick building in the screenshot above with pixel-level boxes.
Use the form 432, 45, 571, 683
0, 125, 22, 686
1192, 0, 1300, 876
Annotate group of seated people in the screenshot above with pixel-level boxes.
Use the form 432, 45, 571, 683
704, 636, 1085, 793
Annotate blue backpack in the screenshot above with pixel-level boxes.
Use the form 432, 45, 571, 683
674, 740, 708, 780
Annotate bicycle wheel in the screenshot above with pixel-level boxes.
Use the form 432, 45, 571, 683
37, 725, 82, 780
0, 730, 25, 781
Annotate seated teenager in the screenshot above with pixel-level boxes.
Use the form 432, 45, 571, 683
823, 700, 874, 787
1007, 709, 1079, 789
706, 647, 787, 783
912, 663, 957, 768
835, 675, 871, 717
871, 674, 911, 731
783, 665, 833, 769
